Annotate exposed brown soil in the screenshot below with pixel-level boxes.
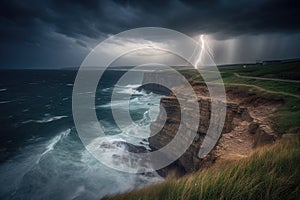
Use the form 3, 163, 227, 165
215, 121, 254, 161
214, 86, 283, 163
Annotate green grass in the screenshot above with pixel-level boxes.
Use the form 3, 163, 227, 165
103, 137, 300, 200
221, 66, 300, 133
221, 73, 300, 97
178, 62, 300, 133
221, 84, 300, 134
273, 98, 300, 133
227, 61, 300, 80
219, 61, 300, 80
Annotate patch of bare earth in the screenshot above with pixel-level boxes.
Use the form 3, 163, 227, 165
215, 121, 253, 161
215, 88, 283, 163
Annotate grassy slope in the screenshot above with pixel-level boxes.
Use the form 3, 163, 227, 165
104, 137, 300, 200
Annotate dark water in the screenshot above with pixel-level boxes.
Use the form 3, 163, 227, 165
0, 70, 162, 200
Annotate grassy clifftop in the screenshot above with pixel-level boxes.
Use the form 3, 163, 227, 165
104, 137, 300, 200
180, 61, 300, 133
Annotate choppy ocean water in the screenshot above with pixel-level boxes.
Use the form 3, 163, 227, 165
0, 69, 163, 200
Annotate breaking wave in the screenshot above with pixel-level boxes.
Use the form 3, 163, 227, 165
22, 115, 68, 124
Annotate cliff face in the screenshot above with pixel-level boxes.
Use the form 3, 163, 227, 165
148, 84, 280, 175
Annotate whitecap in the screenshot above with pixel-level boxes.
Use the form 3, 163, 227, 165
0, 88, 7, 92
96, 95, 155, 110
0, 125, 162, 200
96, 100, 129, 109
115, 84, 141, 88
101, 87, 111, 92
38, 128, 71, 160
0, 100, 11, 104
113, 84, 145, 95
22, 115, 68, 124
86, 135, 161, 174
36, 115, 68, 123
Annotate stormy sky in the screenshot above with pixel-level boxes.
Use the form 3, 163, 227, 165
1, 0, 300, 68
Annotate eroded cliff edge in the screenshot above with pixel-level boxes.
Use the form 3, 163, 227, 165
143, 73, 283, 176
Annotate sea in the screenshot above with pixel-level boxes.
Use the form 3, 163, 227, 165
0, 69, 163, 200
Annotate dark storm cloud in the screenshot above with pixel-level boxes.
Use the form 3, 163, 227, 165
176, 0, 300, 37
0, 0, 299, 68
52, 0, 300, 38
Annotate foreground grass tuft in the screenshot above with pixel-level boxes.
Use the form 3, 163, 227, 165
103, 137, 300, 200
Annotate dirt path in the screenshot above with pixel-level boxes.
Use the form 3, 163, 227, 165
234, 72, 300, 83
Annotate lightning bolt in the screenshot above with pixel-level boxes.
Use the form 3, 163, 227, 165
194, 35, 205, 68
190, 34, 213, 69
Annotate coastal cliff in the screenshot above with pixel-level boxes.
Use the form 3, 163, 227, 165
103, 63, 300, 200
143, 72, 281, 175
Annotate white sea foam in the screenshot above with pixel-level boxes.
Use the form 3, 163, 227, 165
0, 101, 13, 104
0, 125, 162, 200
114, 84, 144, 95
97, 87, 161, 139
22, 115, 68, 124
22, 108, 30, 112
0, 100, 12, 104
0, 85, 163, 199
0, 88, 7, 92
87, 136, 148, 173
87, 100, 161, 171
116, 84, 141, 88
87, 84, 163, 172
101, 87, 111, 92
39, 128, 71, 159
97, 92, 159, 111
96, 100, 127, 109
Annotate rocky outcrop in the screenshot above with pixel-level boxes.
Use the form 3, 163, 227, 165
137, 83, 171, 95
137, 71, 189, 95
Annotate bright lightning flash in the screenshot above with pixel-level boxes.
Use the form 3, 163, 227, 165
192, 34, 213, 69
194, 35, 205, 68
